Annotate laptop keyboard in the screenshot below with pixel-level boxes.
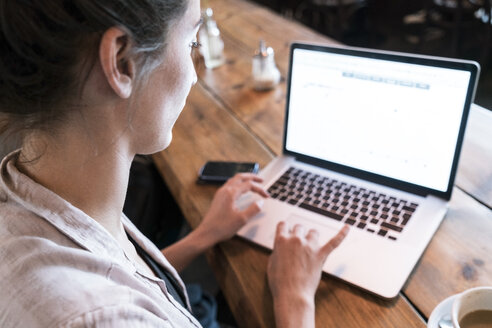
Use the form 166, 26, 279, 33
267, 167, 419, 241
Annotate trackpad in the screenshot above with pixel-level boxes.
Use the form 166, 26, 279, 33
284, 214, 339, 245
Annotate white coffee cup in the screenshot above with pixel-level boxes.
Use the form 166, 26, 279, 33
451, 286, 492, 328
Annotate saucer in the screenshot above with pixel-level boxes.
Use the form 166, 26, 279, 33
427, 293, 459, 328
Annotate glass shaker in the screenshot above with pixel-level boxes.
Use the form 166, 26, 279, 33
198, 8, 225, 69
252, 40, 281, 91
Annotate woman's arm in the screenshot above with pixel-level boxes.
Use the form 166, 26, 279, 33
162, 173, 268, 271
161, 225, 214, 272
272, 293, 315, 328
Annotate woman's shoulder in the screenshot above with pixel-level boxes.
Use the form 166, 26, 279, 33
0, 205, 113, 324
0, 232, 197, 327
0, 206, 199, 328
0, 218, 162, 327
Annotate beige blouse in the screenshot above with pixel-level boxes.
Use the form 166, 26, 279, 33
0, 151, 201, 327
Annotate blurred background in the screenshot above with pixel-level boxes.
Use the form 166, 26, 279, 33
251, 0, 492, 110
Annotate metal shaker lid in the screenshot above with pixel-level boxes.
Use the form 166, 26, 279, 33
254, 40, 274, 58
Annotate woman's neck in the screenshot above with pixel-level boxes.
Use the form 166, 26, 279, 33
17, 126, 133, 241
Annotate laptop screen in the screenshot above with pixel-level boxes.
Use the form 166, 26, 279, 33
284, 44, 479, 197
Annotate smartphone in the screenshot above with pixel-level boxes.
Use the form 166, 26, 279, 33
198, 161, 259, 184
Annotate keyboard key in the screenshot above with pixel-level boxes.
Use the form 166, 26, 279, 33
402, 214, 411, 225
381, 222, 402, 232
377, 229, 388, 237
345, 218, 356, 225
299, 203, 343, 221
357, 222, 366, 229
403, 205, 416, 212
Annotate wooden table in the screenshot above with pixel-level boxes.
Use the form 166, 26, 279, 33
152, 0, 492, 326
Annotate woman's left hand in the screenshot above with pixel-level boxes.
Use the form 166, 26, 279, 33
162, 173, 268, 272
196, 173, 269, 245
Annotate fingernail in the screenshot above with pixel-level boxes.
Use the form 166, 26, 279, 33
255, 199, 264, 209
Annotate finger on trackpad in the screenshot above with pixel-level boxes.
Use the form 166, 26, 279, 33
285, 214, 338, 244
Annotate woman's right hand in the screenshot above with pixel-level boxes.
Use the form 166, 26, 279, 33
267, 222, 349, 328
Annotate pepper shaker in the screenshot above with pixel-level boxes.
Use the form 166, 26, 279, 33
252, 40, 281, 91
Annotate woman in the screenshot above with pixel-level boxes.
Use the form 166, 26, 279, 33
0, 0, 348, 327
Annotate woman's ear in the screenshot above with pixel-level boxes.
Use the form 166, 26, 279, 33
99, 27, 135, 99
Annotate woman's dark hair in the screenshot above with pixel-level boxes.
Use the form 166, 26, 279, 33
0, 0, 188, 141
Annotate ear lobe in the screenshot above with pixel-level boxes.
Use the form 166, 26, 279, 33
99, 27, 135, 99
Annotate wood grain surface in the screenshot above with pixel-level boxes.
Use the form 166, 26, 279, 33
456, 105, 492, 208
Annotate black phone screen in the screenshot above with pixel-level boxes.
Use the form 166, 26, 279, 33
198, 161, 259, 183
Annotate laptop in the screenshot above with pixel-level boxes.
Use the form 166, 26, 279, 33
237, 42, 480, 299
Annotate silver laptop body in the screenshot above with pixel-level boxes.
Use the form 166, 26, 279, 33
237, 43, 480, 299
